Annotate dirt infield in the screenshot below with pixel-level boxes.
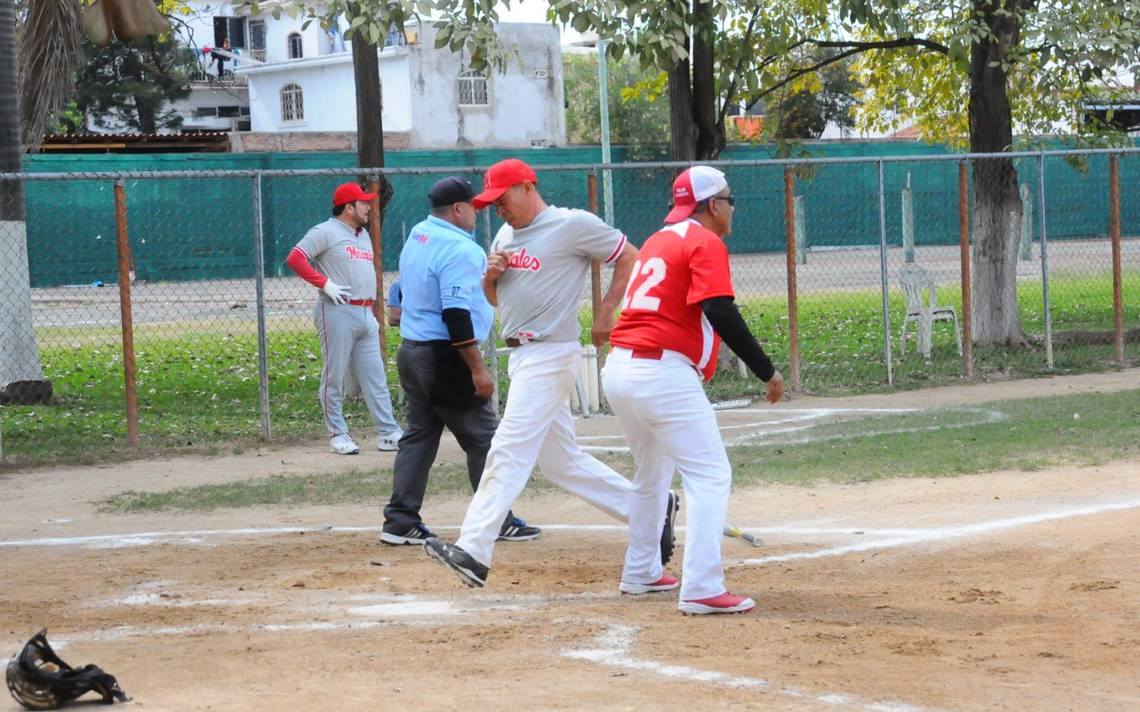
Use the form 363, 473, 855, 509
2, 372, 1138, 711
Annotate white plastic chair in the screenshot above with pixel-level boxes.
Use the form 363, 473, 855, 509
898, 265, 962, 357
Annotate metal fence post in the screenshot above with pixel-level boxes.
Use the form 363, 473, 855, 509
114, 179, 140, 447
587, 172, 603, 412
902, 173, 915, 264
877, 161, 893, 385
794, 195, 807, 265
1109, 154, 1125, 365
252, 173, 271, 440
1037, 154, 1053, 369
481, 207, 499, 416
959, 162, 973, 378
1019, 183, 1033, 261
784, 167, 800, 393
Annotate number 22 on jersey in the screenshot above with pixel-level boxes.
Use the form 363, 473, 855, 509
621, 257, 667, 312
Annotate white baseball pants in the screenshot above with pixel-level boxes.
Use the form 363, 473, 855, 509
602, 347, 733, 602
456, 340, 633, 566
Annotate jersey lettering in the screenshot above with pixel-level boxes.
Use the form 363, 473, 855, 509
622, 257, 667, 311
507, 247, 542, 271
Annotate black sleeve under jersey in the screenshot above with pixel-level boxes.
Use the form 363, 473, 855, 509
699, 296, 776, 381
441, 308, 477, 348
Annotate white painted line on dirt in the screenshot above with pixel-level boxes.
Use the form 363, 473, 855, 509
0, 525, 375, 549
733, 497, 1140, 566
0, 522, 953, 549
562, 621, 933, 712
578, 406, 967, 453
8, 496, 1135, 552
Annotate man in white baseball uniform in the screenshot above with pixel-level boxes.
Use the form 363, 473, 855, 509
285, 183, 403, 455
603, 166, 784, 614
426, 159, 678, 588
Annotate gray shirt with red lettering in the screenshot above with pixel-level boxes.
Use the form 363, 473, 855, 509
294, 217, 377, 302
491, 206, 627, 343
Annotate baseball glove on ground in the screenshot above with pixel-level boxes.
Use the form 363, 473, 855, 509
6, 629, 129, 709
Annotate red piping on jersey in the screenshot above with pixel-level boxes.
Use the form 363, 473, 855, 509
285, 247, 328, 289
604, 234, 627, 264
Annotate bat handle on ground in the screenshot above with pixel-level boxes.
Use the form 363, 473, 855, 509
724, 525, 764, 548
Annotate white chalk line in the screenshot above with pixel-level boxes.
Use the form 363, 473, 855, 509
731, 497, 1140, 566
19, 591, 620, 648
5, 496, 1137, 551
578, 406, 998, 453
561, 620, 934, 712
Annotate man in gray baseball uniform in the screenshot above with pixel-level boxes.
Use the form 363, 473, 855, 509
426, 159, 678, 588
285, 182, 403, 455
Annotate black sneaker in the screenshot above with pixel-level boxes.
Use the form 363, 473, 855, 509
380, 523, 438, 546
660, 490, 679, 566
497, 516, 542, 542
425, 539, 488, 588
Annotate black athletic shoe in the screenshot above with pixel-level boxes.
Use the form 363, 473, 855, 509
661, 489, 679, 566
425, 539, 488, 588
380, 523, 438, 546
497, 516, 542, 542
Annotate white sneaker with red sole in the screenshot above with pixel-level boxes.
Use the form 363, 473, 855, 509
679, 592, 755, 614
619, 574, 680, 595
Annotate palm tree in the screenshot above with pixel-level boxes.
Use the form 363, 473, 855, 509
1, 0, 167, 403
0, 0, 55, 404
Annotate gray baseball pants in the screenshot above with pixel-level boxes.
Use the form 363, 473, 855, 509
315, 301, 399, 437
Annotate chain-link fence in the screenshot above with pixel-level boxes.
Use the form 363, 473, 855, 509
1, 149, 1137, 464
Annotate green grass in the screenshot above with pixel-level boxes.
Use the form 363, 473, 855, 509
95, 459, 529, 513
726, 389, 1140, 486
91, 389, 1139, 513
2, 272, 1137, 468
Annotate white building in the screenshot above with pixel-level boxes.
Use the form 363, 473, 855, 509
172, 2, 566, 149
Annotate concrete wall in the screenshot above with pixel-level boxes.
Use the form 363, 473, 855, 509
175, 6, 565, 149
173, 84, 250, 132
243, 47, 413, 132
409, 23, 566, 149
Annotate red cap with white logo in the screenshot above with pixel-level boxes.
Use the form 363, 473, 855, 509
665, 166, 729, 224
472, 159, 539, 209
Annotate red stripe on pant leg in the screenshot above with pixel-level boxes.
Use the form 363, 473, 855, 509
319, 301, 332, 435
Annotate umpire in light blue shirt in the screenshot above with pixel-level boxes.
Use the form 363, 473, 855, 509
380, 177, 540, 545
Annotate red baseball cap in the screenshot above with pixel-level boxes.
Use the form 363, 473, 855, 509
472, 159, 538, 209
664, 166, 729, 223
332, 182, 377, 207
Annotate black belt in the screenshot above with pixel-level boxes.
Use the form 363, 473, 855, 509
401, 339, 451, 347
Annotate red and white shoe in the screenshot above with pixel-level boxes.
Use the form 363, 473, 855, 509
678, 592, 755, 614
619, 573, 680, 595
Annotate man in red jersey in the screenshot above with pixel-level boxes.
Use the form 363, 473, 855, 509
603, 165, 785, 615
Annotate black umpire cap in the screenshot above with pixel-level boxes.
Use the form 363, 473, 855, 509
428, 177, 476, 207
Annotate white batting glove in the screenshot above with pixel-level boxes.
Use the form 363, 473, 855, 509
322, 279, 350, 305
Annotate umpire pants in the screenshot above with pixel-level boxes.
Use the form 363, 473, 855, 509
383, 341, 509, 534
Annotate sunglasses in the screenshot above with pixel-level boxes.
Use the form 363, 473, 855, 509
714, 195, 736, 207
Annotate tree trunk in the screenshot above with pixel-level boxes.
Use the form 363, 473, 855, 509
967, 1, 1024, 346
351, 33, 393, 201
667, 59, 696, 162
134, 95, 157, 133
666, 2, 725, 162
352, 35, 382, 171
0, 0, 22, 221
0, 0, 52, 404
690, 0, 722, 160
